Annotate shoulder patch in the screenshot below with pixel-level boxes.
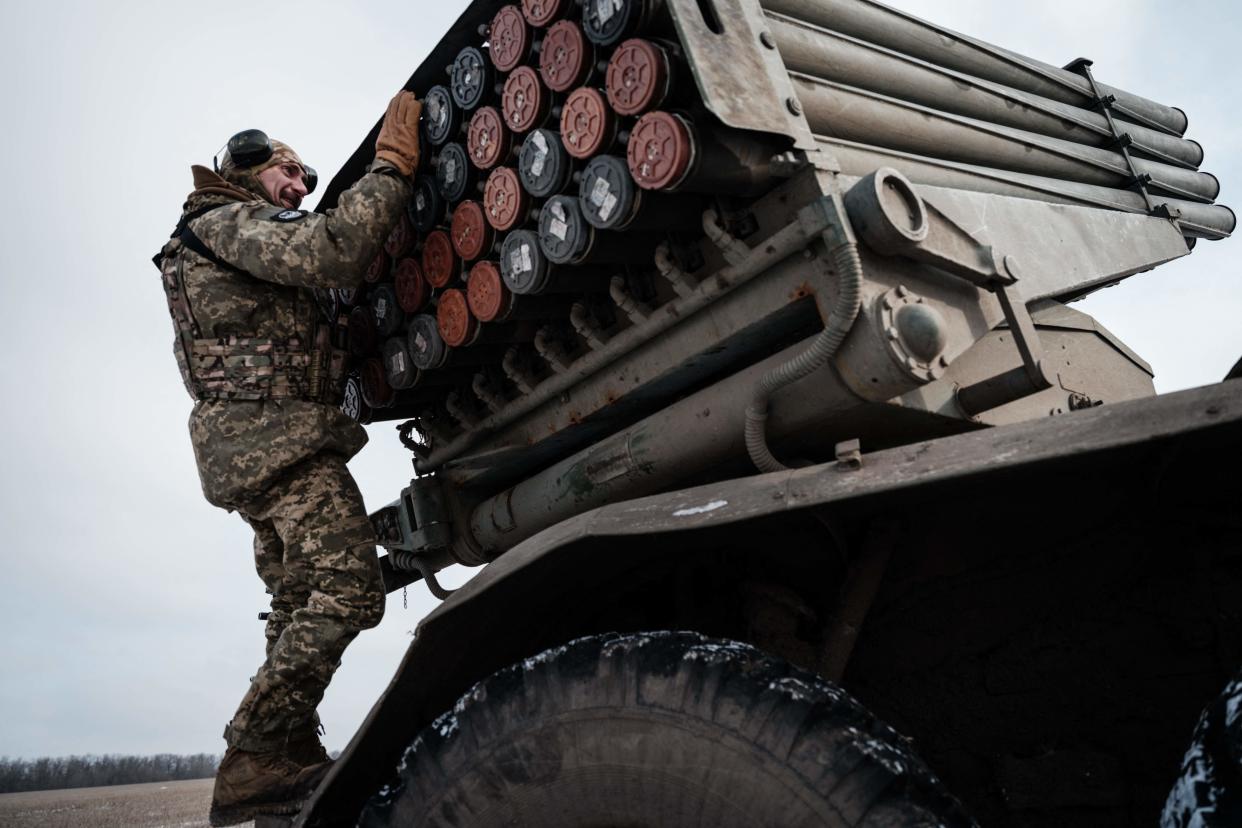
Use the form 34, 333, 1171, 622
271, 209, 307, 222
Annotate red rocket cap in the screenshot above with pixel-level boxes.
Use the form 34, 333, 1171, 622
488, 5, 531, 72
627, 111, 693, 191
393, 257, 430, 313
467, 106, 513, 171
421, 229, 460, 288
466, 261, 514, 323
561, 87, 616, 160
539, 21, 592, 92
502, 66, 550, 134
437, 288, 480, 348
483, 166, 531, 232
450, 200, 496, 262
521, 0, 571, 28
606, 38, 670, 116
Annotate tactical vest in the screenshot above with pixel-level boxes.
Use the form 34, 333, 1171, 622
154, 205, 348, 404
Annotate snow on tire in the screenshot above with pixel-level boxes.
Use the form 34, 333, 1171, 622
360, 630, 976, 827
1163, 669, 1242, 828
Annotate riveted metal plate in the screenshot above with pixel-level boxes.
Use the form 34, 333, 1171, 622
667, 0, 815, 149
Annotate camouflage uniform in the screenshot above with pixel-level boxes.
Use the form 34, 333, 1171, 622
158, 162, 410, 752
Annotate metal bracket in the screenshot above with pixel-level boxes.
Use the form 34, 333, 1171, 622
799, 156, 857, 256
667, 0, 817, 150
818, 520, 899, 682
957, 276, 1054, 416
834, 439, 863, 470
1063, 57, 1190, 216
1062, 56, 1174, 137
411, 557, 457, 601
385, 549, 457, 601
842, 167, 1053, 415
409, 477, 453, 551
370, 476, 453, 554
397, 419, 430, 459
844, 166, 1008, 288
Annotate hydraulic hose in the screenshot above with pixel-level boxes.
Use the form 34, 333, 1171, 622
745, 237, 864, 472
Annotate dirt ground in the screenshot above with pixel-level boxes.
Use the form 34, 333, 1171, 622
0, 778, 254, 827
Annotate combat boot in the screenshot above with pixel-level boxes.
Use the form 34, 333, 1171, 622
208, 746, 332, 826
286, 725, 331, 767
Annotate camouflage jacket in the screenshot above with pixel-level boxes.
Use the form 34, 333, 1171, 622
160, 165, 410, 509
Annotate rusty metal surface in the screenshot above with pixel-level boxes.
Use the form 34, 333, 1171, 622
296, 2, 1238, 822
297, 378, 1242, 827
419, 167, 843, 482
435, 380, 1242, 625
467, 332, 869, 553
666, 0, 816, 150
315, 0, 1221, 508
431, 167, 1187, 496
431, 164, 1188, 494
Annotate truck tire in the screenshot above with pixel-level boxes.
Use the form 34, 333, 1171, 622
360, 631, 975, 827
1162, 669, 1242, 828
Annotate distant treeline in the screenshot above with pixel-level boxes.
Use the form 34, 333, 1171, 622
0, 754, 220, 793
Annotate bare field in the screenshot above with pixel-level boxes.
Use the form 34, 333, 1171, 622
0, 778, 255, 827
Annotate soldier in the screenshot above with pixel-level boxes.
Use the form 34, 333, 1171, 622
154, 91, 422, 825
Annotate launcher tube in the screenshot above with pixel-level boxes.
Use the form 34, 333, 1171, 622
767, 13, 1203, 168
759, 0, 1189, 135
792, 75, 1218, 201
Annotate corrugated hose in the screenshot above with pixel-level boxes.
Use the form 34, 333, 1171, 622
745, 237, 864, 473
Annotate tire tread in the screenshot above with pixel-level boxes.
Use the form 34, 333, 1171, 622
361, 631, 976, 828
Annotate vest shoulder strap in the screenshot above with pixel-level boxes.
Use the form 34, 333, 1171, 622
177, 205, 249, 275
151, 204, 249, 275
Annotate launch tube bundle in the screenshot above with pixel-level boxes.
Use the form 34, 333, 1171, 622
289, 9, 1242, 828
313, 0, 1231, 570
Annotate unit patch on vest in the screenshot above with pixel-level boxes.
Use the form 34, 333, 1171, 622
271, 209, 307, 222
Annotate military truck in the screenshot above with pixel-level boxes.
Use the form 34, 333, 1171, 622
292, 0, 1241, 825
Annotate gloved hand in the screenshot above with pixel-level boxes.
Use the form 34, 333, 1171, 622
374, 90, 423, 176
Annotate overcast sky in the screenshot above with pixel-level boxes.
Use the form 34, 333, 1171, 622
0, 1, 1238, 762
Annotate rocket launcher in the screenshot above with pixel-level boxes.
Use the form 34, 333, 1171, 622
313, 0, 1231, 578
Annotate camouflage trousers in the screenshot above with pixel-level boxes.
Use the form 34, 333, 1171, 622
222, 451, 385, 752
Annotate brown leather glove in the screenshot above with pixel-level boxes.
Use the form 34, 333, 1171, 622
374, 90, 423, 177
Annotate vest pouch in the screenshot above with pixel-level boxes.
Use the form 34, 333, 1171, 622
306, 315, 350, 406
324, 346, 350, 406
158, 240, 203, 401
188, 336, 313, 401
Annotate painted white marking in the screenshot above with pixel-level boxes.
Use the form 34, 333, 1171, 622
672, 500, 728, 517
